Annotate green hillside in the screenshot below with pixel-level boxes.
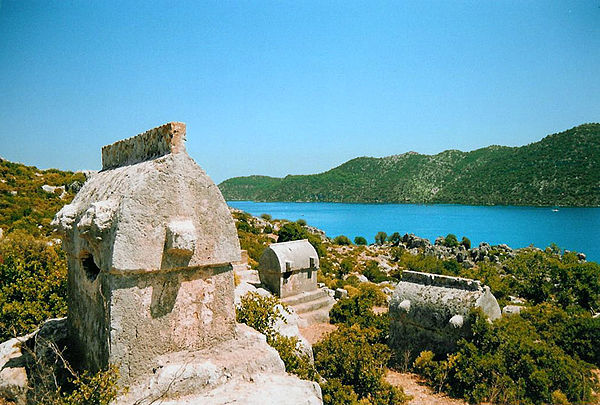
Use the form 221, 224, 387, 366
0, 159, 86, 236
220, 124, 600, 206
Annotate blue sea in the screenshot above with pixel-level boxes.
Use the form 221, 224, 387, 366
227, 201, 600, 263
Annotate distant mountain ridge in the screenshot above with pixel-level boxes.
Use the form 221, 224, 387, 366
219, 124, 600, 207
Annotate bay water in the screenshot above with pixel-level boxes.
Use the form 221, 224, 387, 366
228, 201, 600, 262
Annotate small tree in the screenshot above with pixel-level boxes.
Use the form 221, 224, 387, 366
354, 236, 367, 246
443, 234, 459, 248
333, 235, 352, 246
374, 231, 388, 246
460, 236, 471, 249
388, 232, 402, 246
296, 218, 307, 226
278, 222, 325, 258
278, 222, 308, 242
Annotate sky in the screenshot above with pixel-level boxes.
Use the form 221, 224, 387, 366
0, 1, 599, 184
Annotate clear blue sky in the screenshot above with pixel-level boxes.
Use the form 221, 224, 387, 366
0, 1, 598, 183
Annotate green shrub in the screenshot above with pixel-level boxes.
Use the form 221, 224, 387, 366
354, 236, 367, 246
236, 292, 316, 380
55, 366, 120, 405
314, 325, 407, 404
413, 310, 595, 405
260, 213, 272, 220
296, 218, 307, 226
236, 229, 273, 268
320, 378, 360, 405
277, 221, 325, 257
269, 333, 317, 381
333, 235, 352, 246
361, 261, 389, 283
520, 303, 600, 367
339, 257, 355, 277
503, 250, 600, 310
235, 292, 285, 341
329, 284, 389, 345
278, 222, 307, 243
442, 234, 459, 248
0, 160, 85, 236
460, 236, 471, 249
0, 232, 68, 341
387, 232, 401, 246
374, 232, 387, 246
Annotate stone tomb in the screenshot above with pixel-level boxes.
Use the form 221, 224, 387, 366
259, 240, 334, 325
52, 122, 240, 381
259, 239, 318, 298
389, 270, 501, 359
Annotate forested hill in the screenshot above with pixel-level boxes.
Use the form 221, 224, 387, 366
219, 123, 600, 206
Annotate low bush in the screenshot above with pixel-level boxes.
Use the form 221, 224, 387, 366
387, 232, 401, 246
314, 325, 408, 405
460, 236, 471, 249
354, 236, 367, 246
329, 284, 389, 345
361, 260, 389, 283
339, 257, 355, 278
442, 234, 459, 248
277, 221, 326, 257
333, 235, 352, 246
0, 232, 68, 341
374, 232, 387, 246
413, 310, 595, 405
236, 292, 316, 380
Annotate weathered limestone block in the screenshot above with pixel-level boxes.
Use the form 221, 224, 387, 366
389, 270, 501, 359
51, 123, 241, 383
0, 318, 68, 405
101, 122, 186, 169
166, 219, 198, 256
118, 324, 322, 404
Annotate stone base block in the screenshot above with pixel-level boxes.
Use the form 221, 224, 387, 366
117, 323, 322, 404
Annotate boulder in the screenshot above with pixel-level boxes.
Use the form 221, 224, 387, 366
502, 305, 523, 316
0, 318, 68, 405
334, 288, 348, 299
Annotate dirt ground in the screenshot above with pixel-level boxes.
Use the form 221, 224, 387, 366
385, 370, 469, 405
299, 323, 338, 345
